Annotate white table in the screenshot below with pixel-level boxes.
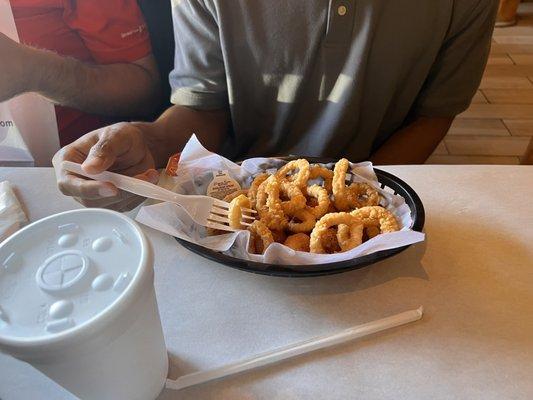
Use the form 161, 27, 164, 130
0, 166, 532, 400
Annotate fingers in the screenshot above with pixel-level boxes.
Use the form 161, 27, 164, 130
57, 174, 119, 200
117, 151, 157, 178
52, 136, 96, 173
82, 123, 134, 174
54, 143, 120, 200
52, 122, 159, 210
61, 167, 159, 210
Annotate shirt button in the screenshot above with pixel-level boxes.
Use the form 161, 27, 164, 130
338, 5, 347, 16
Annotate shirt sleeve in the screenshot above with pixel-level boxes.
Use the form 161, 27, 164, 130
413, 0, 498, 117
64, 0, 152, 64
169, 0, 227, 110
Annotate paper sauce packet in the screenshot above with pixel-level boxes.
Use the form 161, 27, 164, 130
206, 170, 241, 200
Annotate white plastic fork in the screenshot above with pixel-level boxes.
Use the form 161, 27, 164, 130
61, 161, 255, 232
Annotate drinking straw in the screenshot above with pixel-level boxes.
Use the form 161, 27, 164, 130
166, 306, 423, 390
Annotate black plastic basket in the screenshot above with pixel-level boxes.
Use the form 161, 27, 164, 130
176, 158, 425, 277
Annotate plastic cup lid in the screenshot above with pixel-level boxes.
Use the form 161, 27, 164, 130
0, 209, 148, 345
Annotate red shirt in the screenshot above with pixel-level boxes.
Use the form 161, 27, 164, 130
10, 0, 152, 146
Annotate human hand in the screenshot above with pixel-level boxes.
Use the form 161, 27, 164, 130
0, 33, 30, 102
52, 122, 160, 211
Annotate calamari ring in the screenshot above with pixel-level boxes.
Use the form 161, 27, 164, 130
280, 181, 306, 215
287, 209, 316, 233
347, 182, 380, 208
284, 233, 310, 252
228, 194, 251, 229
336, 223, 364, 252
332, 158, 355, 211
275, 159, 310, 189
350, 206, 399, 233
332, 158, 380, 210
365, 226, 380, 239
247, 173, 270, 208
256, 175, 288, 230
309, 165, 333, 193
224, 189, 249, 203
326, 202, 338, 214
310, 212, 363, 254
321, 228, 341, 253
271, 229, 288, 244
305, 184, 330, 219
307, 197, 318, 207
248, 220, 274, 254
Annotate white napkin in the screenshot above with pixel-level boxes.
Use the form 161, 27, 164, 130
136, 135, 425, 268
0, 181, 27, 241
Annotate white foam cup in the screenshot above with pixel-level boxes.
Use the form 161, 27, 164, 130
0, 209, 168, 400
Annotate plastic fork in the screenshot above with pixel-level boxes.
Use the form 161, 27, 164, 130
61, 161, 255, 232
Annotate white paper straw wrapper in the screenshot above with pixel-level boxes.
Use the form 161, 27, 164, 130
166, 306, 424, 391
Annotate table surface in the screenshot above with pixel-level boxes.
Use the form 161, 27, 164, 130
0, 166, 532, 400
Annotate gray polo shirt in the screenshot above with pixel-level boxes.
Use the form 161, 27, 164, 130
169, 0, 498, 161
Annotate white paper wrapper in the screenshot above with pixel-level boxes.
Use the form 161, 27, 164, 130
136, 135, 425, 267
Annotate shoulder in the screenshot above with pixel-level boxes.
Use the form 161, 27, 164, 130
451, 0, 499, 20
447, 0, 498, 36
171, 0, 219, 19
171, 0, 216, 11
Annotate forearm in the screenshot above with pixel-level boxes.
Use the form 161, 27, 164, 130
136, 105, 229, 168
27, 48, 160, 117
370, 116, 453, 165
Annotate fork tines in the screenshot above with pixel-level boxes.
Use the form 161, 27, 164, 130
212, 198, 257, 214
206, 198, 257, 232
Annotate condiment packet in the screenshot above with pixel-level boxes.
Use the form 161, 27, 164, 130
135, 135, 425, 268
165, 152, 180, 177
0, 181, 28, 242
206, 170, 241, 200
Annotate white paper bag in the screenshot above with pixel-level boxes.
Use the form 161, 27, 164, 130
0, 0, 60, 167
0, 102, 34, 166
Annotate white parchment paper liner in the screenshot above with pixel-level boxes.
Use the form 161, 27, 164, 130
136, 135, 425, 267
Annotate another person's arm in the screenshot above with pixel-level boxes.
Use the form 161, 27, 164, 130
0, 33, 160, 118
53, 0, 231, 210
0, 0, 160, 117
